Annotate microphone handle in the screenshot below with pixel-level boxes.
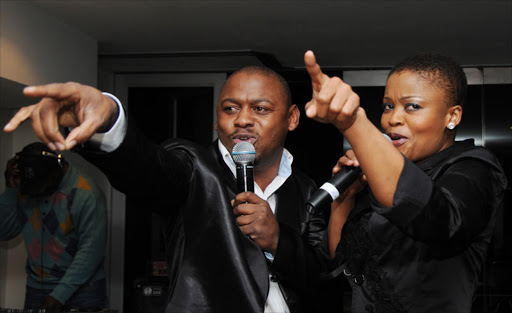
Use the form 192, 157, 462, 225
236, 163, 254, 193
329, 165, 362, 192
306, 166, 362, 214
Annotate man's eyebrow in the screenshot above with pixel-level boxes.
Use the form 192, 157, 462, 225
251, 98, 274, 106
220, 98, 275, 105
220, 98, 241, 105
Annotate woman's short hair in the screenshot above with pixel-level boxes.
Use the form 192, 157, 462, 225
388, 53, 467, 108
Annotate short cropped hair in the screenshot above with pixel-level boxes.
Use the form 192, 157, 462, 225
388, 53, 467, 108
228, 66, 292, 107
20, 142, 53, 156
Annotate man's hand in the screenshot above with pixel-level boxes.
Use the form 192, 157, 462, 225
39, 295, 63, 312
232, 192, 279, 254
304, 50, 361, 132
4, 157, 20, 189
3, 82, 119, 151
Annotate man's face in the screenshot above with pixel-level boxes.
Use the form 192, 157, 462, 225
17, 154, 63, 197
215, 72, 298, 168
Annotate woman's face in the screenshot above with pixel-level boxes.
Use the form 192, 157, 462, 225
381, 70, 461, 163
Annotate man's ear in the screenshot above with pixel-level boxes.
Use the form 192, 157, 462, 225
288, 104, 300, 131
214, 120, 218, 132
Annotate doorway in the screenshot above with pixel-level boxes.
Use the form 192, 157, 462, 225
109, 73, 226, 312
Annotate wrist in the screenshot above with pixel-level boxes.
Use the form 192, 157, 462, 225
268, 229, 279, 255
97, 96, 119, 133
337, 107, 367, 134
269, 242, 278, 255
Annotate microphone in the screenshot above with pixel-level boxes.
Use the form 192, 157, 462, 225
306, 166, 361, 214
231, 141, 256, 193
306, 134, 392, 214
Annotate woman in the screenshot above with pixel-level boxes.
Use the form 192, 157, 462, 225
304, 51, 507, 312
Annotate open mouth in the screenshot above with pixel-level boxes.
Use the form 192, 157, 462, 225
388, 133, 408, 147
233, 135, 256, 145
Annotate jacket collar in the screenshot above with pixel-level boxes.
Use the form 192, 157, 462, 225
417, 139, 475, 176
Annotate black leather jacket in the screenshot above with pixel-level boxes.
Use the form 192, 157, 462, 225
81, 121, 332, 313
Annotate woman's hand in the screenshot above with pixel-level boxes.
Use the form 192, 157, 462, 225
304, 50, 362, 132
328, 150, 366, 258
332, 150, 367, 203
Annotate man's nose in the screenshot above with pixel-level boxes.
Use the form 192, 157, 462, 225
234, 107, 254, 127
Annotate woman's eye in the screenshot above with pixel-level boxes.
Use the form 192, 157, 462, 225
405, 103, 421, 111
382, 103, 393, 111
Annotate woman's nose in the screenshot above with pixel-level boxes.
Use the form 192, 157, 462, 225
387, 108, 404, 126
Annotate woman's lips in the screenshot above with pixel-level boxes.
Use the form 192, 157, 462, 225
388, 133, 408, 147
391, 137, 408, 147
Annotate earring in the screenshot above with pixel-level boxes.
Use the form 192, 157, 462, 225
447, 122, 455, 130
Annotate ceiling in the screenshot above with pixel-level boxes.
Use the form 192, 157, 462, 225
25, 0, 512, 69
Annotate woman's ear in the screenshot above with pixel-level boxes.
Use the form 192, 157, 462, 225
447, 105, 463, 128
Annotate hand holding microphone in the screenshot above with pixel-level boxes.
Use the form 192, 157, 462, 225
306, 151, 367, 214
306, 135, 391, 214
231, 141, 256, 193
231, 141, 279, 253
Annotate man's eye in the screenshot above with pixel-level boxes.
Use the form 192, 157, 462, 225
223, 106, 237, 112
254, 106, 268, 112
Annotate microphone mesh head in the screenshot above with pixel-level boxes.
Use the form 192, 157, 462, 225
231, 141, 256, 164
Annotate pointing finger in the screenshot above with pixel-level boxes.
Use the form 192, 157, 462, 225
3, 105, 37, 133
304, 50, 327, 91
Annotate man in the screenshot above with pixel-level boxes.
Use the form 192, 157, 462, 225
4, 66, 335, 312
0, 142, 108, 312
